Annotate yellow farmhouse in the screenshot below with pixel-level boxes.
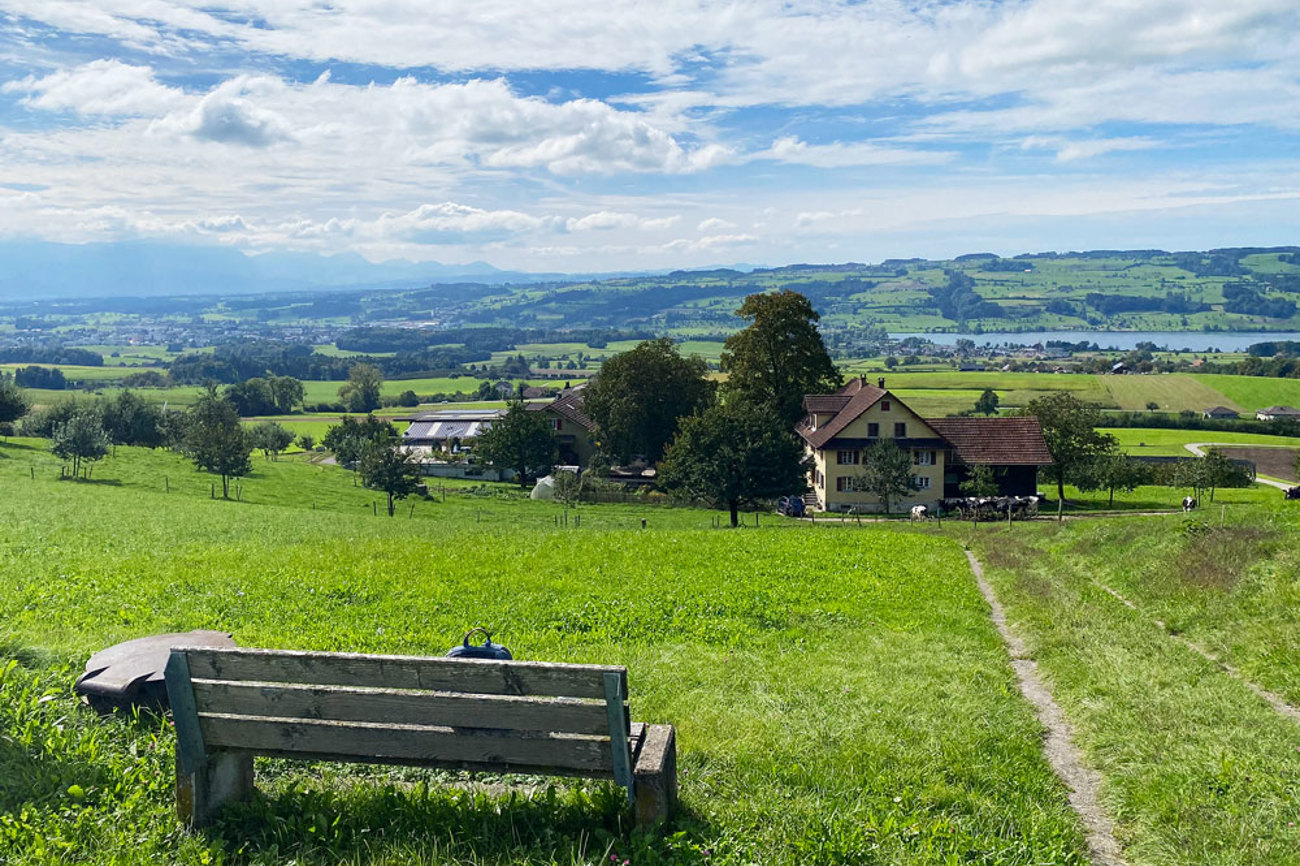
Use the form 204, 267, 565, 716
797, 377, 1053, 513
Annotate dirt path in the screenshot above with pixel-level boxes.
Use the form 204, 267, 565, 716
1091, 580, 1300, 726
965, 551, 1129, 866
1183, 442, 1292, 490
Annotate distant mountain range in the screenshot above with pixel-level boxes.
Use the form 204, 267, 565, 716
0, 240, 550, 300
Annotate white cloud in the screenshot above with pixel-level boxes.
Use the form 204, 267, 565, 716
566, 211, 680, 231
1021, 136, 1161, 162
2, 59, 185, 116
761, 135, 955, 168
697, 217, 735, 231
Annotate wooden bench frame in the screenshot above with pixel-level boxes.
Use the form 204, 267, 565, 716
164, 646, 676, 830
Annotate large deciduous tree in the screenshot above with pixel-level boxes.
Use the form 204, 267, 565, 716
475, 401, 556, 487
359, 438, 422, 516
857, 438, 914, 515
583, 338, 715, 464
1023, 392, 1117, 507
720, 290, 842, 425
183, 386, 253, 499
339, 364, 383, 413
659, 399, 811, 527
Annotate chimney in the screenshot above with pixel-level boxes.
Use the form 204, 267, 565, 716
877, 377, 886, 389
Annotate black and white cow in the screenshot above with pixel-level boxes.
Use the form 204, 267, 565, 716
1182, 496, 1198, 512
910, 505, 929, 521
1285, 486, 1300, 501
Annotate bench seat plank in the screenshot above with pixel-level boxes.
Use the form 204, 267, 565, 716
190, 680, 611, 735
185, 647, 625, 699
198, 713, 616, 773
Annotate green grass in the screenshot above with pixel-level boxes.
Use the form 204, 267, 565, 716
1191, 374, 1300, 413
1110, 427, 1300, 457
0, 439, 1090, 865
1099, 374, 1235, 412
960, 515, 1300, 865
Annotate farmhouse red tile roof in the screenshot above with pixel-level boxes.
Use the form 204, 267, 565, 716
924, 417, 1054, 466
546, 388, 596, 431
797, 378, 887, 448
803, 395, 853, 413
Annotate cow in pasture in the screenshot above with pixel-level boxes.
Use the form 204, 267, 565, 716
1182, 496, 1198, 512
1285, 486, 1300, 501
910, 505, 928, 522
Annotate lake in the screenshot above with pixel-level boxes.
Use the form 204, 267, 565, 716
888, 331, 1300, 353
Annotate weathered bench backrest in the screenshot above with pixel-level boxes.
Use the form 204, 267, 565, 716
167, 647, 632, 784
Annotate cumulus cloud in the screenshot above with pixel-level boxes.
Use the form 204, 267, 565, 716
2, 59, 185, 116
184, 79, 295, 147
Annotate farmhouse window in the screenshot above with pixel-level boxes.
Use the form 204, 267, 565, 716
867, 423, 879, 437
553, 418, 563, 431
816, 470, 824, 488
837, 450, 859, 465
914, 450, 935, 466
881, 400, 891, 411
894, 422, 907, 437
911, 475, 931, 490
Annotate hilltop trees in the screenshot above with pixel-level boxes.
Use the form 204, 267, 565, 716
339, 364, 383, 413
226, 375, 305, 416
721, 290, 841, 425
183, 386, 252, 499
475, 401, 556, 487
659, 399, 810, 527
584, 338, 714, 464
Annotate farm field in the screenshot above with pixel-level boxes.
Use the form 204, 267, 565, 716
963, 514, 1300, 864
1215, 446, 1299, 483
1098, 373, 1237, 412
1109, 427, 1300, 457
1190, 374, 1300, 413
0, 441, 1089, 865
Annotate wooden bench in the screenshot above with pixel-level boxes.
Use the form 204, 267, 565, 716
163, 646, 676, 829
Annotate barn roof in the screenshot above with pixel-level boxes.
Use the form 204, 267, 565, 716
924, 417, 1054, 466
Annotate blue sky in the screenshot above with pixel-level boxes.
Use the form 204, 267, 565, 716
0, 0, 1297, 272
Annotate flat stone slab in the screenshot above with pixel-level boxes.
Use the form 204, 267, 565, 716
75, 630, 236, 713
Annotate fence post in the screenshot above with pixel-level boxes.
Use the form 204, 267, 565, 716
210, 483, 215, 499
372, 502, 377, 516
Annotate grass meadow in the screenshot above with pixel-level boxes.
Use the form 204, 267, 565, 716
954, 514, 1300, 865
0, 440, 1088, 865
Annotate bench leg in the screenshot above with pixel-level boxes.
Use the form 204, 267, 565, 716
633, 724, 676, 829
176, 747, 254, 829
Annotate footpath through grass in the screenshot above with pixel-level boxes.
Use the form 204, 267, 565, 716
959, 511, 1300, 865
0, 441, 1087, 865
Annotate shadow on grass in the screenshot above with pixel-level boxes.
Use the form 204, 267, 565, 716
205, 777, 714, 864
55, 476, 124, 486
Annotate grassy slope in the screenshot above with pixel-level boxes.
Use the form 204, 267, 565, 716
962, 515, 1300, 865
1191, 374, 1300, 413
0, 441, 1086, 866
1110, 427, 1300, 456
